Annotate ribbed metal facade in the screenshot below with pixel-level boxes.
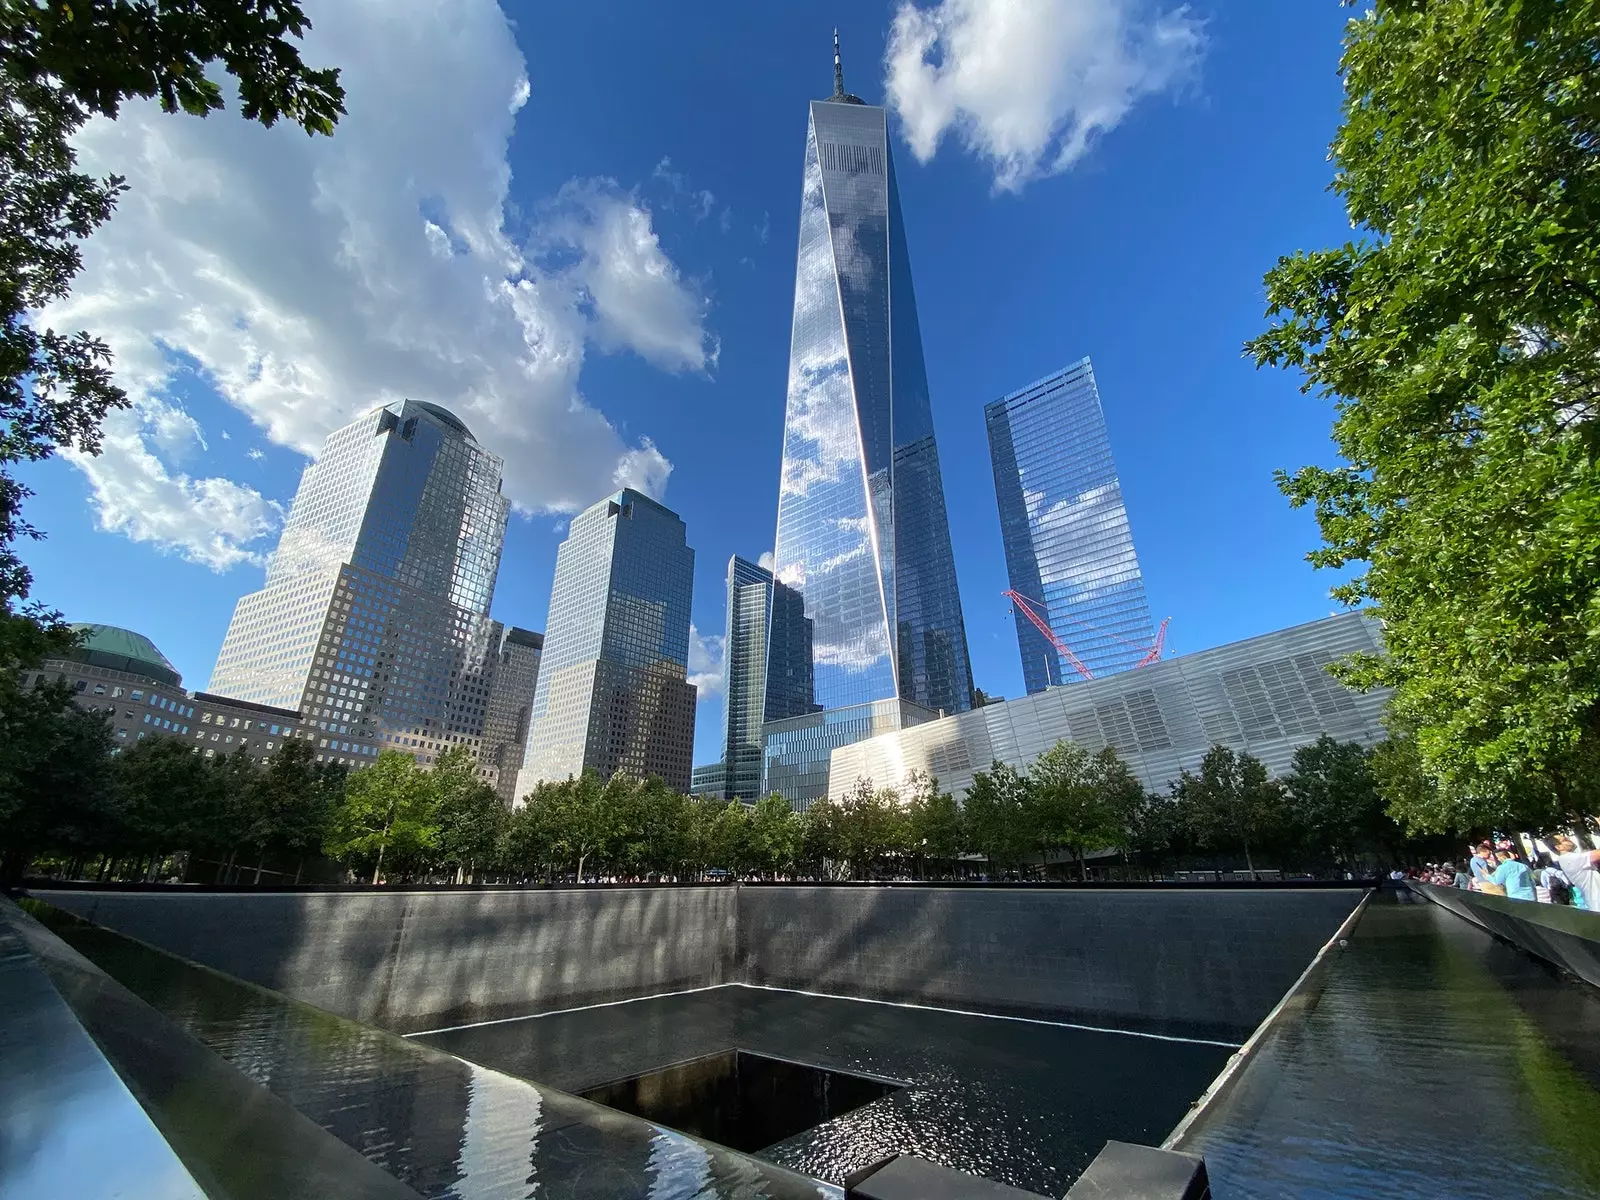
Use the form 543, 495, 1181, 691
827, 612, 1390, 799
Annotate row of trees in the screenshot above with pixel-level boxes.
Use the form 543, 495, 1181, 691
3, 681, 1428, 882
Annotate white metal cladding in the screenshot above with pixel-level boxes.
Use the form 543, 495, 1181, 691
827, 611, 1390, 799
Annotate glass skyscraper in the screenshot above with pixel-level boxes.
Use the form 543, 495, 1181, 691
764, 41, 973, 805
517, 489, 697, 795
209, 401, 511, 767
717, 555, 816, 800
986, 358, 1155, 693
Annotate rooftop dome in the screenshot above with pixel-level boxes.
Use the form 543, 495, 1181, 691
411, 401, 473, 440
67, 623, 182, 688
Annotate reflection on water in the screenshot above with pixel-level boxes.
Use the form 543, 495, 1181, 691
422, 986, 1233, 1196
1175, 895, 1600, 1199
49, 922, 836, 1200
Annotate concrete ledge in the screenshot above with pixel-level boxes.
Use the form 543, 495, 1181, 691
1064, 1142, 1209, 1200
1411, 882, 1600, 991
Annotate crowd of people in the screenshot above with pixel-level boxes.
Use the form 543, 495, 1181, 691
1404, 834, 1600, 909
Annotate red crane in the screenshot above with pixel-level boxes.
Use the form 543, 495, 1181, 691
1003, 589, 1095, 681
1003, 590, 1172, 679
1137, 617, 1171, 667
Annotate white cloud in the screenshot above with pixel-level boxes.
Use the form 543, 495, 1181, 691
66, 409, 281, 571
542, 179, 718, 372
884, 0, 1205, 191
757, 550, 775, 572
687, 622, 725, 699
45, 0, 716, 567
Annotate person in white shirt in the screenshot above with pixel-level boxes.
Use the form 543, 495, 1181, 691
1551, 835, 1600, 912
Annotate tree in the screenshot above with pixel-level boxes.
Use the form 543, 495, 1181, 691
430, 747, 506, 883
117, 735, 222, 877
798, 797, 842, 878
1030, 742, 1132, 881
749, 794, 801, 878
0, 679, 116, 881
248, 738, 339, 883
1176, 745, 1285, 879
963, 761, 1033, 875
905, 771, 961, 876
0, 2, 345, 639
1282, 736, 1399, 871
207, 745, 262, 881
834, 779, 907, 879
1118, 790, 1183, 879
324, 750, 435, 884
1250, 2, 1600, 824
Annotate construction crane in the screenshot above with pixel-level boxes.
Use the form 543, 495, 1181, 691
1003, 589, 1095, 681
1137, 617, 1171, 667
1003, 590, 1172, 679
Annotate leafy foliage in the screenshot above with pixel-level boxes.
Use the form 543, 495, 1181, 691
1252, 0, 1600, 826
0, 0, 344, 675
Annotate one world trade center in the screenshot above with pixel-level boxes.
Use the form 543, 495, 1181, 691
764, 37, 974, 805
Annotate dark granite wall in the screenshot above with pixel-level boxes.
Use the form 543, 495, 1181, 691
737, 886, 1361, 1042
43, 887, 739, 1033
42, 885, 1362, 1040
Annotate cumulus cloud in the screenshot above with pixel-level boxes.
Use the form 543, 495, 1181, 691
66, 409, 281, 571
884, 0, 1206, 191
687, 623, 725, 699
46, 0, 715, 567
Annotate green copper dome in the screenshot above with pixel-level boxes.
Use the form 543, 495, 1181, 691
67, 623, 183, 688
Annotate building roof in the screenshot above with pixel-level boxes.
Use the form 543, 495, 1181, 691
66, 623, 182, 688
411, 400, 473, 440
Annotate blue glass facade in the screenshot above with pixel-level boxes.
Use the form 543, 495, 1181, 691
519, 490, 697, 792
986, 359, 1155, 693
770, 87, 974, 724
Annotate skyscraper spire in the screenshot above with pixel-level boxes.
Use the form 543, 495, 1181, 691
833, 28, 845, 97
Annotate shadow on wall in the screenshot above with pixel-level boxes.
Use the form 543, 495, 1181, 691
36, 884, 1363, 1041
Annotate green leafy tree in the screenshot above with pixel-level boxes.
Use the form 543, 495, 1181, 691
430, 746, 506, 883
249, 738, 336, 883
324, 750, 435, 884
207, 745, 262, 881
709, 798, 752, 876
1030, 742, 1133, 880
963, 761, 1034, 875
748, 793, 801, 877
1117, 790, 1183, 879
0, 2, 345, 650
1282, 736, 1400, 871
684, 794, 732, 879
798, 796, 842, 879
1176, 745, 1285, 879
117, 735, 222, 878
834, 779, 907, 879
632, 778, 692, 878
905, 771, 962, 877
0, 679, 116, 881
1251, 1, 1600, 825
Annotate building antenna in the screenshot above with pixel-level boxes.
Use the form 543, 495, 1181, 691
833, 28, 845, 97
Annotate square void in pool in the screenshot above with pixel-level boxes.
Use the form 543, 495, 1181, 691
580, 1049, 901, 1153
419, 986, 1234, 1194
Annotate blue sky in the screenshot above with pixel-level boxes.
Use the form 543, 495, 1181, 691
20, 0, 1358, 767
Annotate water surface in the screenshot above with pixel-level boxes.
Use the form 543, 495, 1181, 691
421, 985, 1234, 1195
1174, 894, 1600, 1198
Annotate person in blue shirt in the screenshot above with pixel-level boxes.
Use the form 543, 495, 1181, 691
1488, 848, 1537, 901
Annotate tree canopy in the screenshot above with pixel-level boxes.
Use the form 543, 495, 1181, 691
0, 0, 344, 678
1252, 0, 1600, 831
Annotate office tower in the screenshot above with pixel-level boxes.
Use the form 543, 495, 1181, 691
517, 489, 696, 794
717, 556, 817, 800
479, 626, 543, 802
209, 401, 510, 767
764, 38, 973, 805
986, 358, 1155, 693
